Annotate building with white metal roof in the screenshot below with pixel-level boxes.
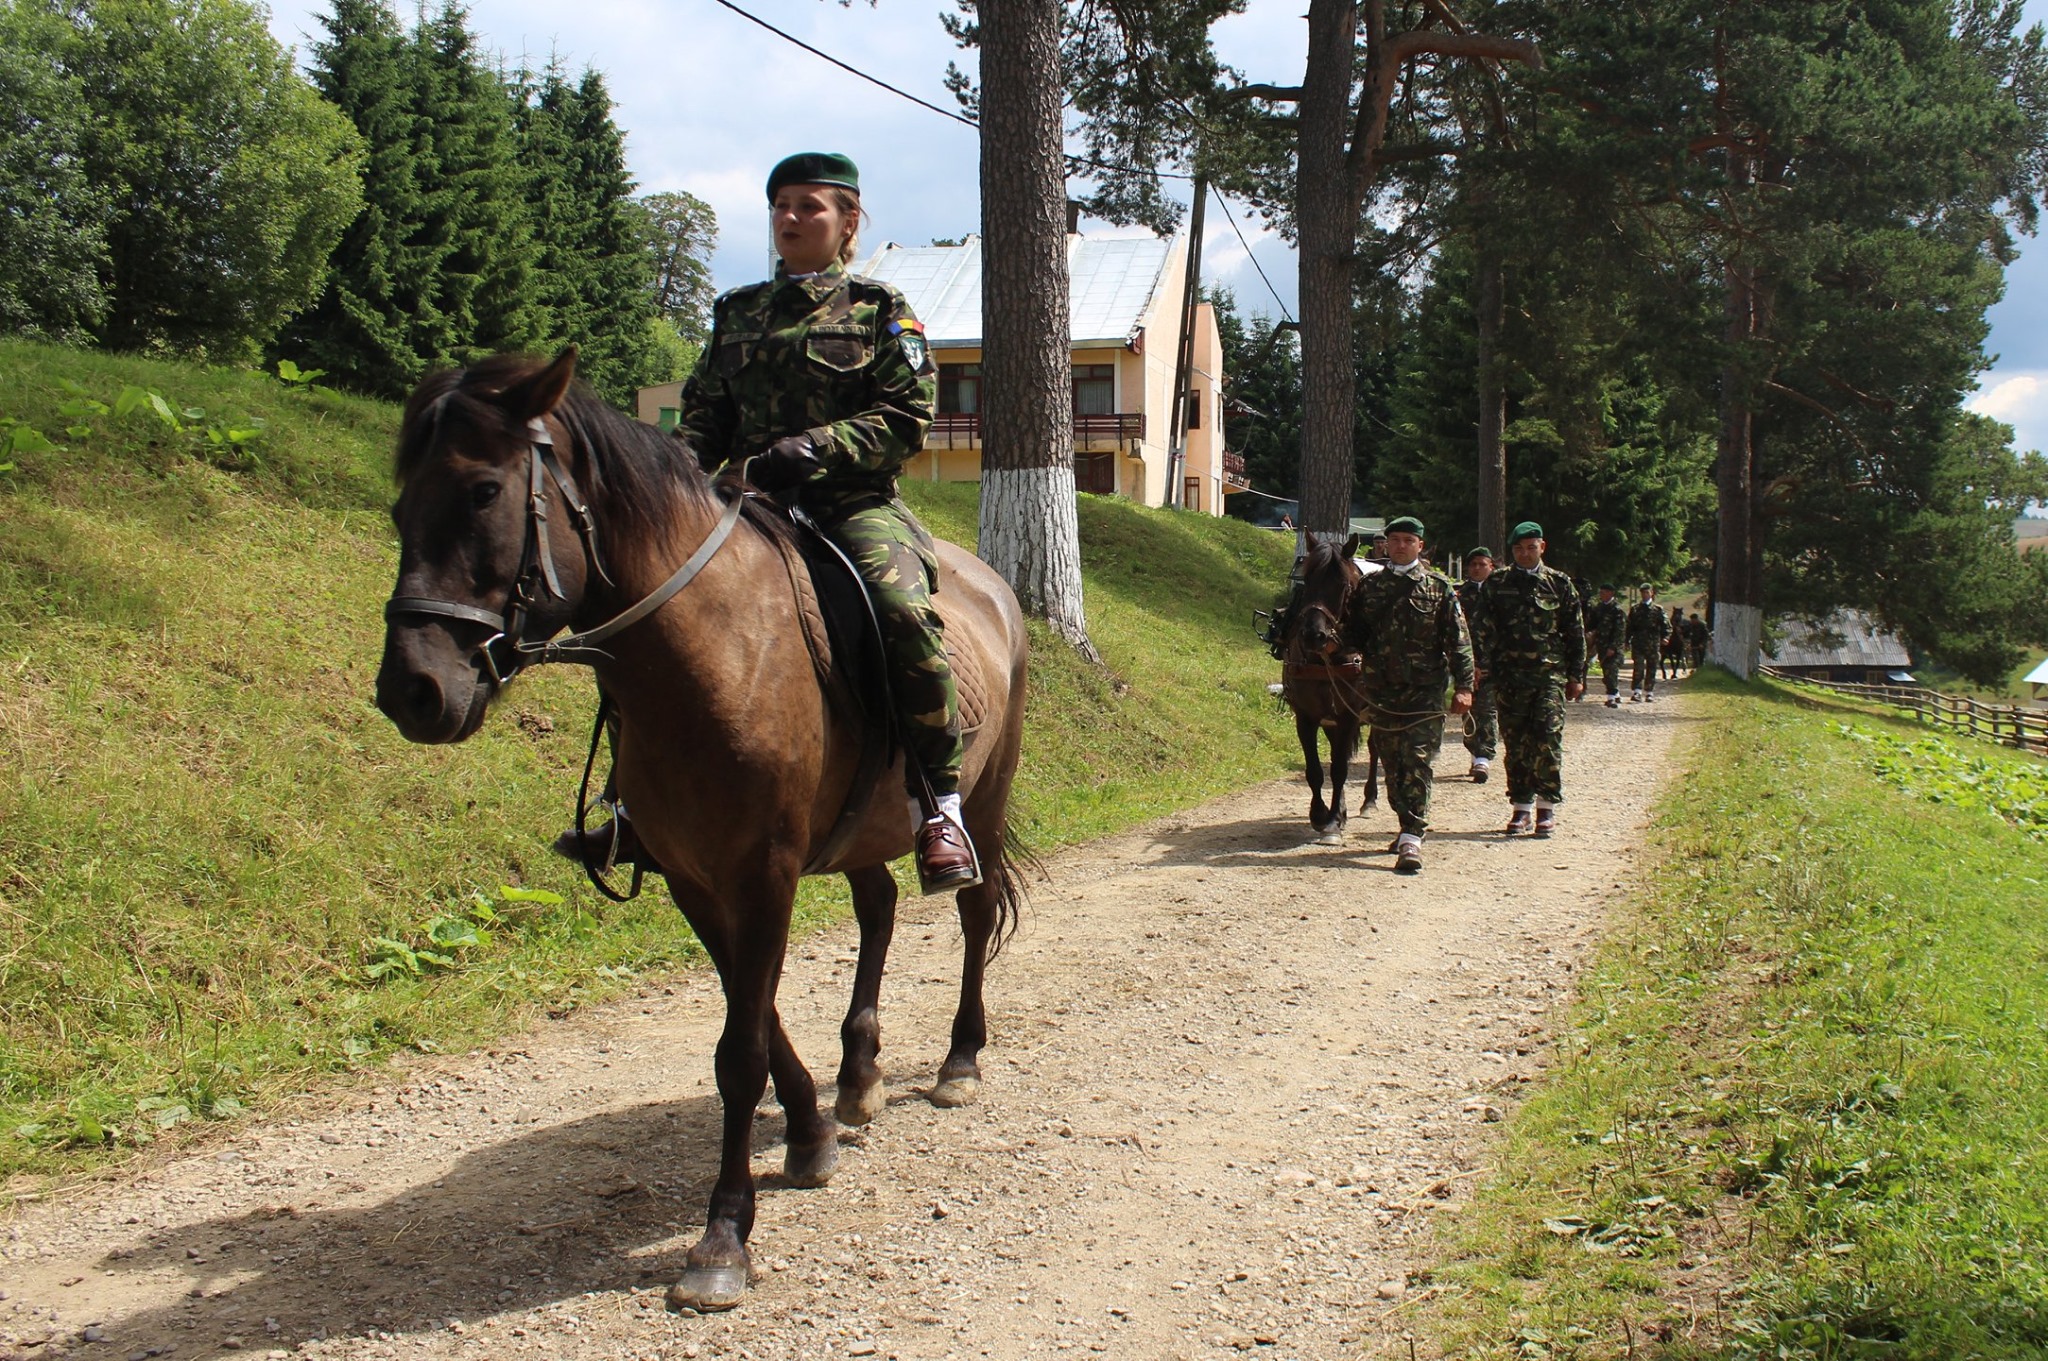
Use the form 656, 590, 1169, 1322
1765, 610, 1916, 684
857, 233, 1234, 513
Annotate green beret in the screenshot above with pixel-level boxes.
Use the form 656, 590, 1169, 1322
1384, 515, 1424, 538
1600, 581, 1616, 591
1639, 581, 1655, 592
1464, 545, 1493, 563
1509, 520, 1543, 544
766, 152, 860, 201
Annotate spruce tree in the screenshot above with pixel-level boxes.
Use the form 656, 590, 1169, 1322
411, 1, 535, 367
277, 0, 433, 393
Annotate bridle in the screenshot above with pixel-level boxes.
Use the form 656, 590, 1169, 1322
383, 410, 745, 685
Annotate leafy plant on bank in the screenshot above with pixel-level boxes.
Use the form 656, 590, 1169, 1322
1837, 721, 2048, 841
363, 885, 569, 983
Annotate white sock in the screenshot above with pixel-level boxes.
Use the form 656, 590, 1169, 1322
1534, 796, 1556, 811
1513, 802, 1534, 814
1396, 832, 1422, 853
909, 792, 966, 833
1471, 757, 1489, 770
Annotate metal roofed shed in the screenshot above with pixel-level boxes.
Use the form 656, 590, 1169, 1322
1764, 609, 1914, 685
860, 234, 1174, 347
2024, 655, 2048, 700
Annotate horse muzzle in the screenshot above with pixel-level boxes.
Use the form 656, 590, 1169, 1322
376, 623, 495, 744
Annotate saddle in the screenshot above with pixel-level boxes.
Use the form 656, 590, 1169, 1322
759, 501, 987, 875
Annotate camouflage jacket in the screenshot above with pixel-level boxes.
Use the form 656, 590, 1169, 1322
1588, 597, 1627, 656
1472, 564, 1585, 681
1626, 601, 1668, 652
1342, 566, 1476, 699
676, 262, 936, 511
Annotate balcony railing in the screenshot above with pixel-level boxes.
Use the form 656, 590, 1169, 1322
927, 411, 1146, 454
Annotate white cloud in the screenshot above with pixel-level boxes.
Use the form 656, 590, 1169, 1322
1966, 370, 2048, 456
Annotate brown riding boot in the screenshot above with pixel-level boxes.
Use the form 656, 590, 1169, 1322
916, 813, 982, 895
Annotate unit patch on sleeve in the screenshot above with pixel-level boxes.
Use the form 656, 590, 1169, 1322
889, 317, 932, 373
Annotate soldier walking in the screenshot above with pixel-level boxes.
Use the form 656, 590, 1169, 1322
1469, 522, 1585, 836
1456, 547, 1498, 783
1588, 583, 1626, 707
1626, 583, 1667, 703
1341, 517, 1474, 874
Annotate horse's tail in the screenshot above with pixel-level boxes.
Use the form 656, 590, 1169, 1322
981, 817, 1042, 964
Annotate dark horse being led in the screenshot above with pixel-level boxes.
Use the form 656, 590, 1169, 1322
374, 349, 1029, 1312
1277, 535, 1379, 842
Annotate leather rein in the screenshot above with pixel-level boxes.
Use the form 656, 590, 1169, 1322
383, 416, 745, 684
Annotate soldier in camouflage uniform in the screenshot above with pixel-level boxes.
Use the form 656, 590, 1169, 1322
557, 153, 977, 892
1341, 517, 1474, 874
1626, 583, 1667, 703
1455, 547, 1498, 783
1588, 583, 1627, 707
1469, 522, 1585, 836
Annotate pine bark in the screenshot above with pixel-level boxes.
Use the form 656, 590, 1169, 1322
1710, 152, 1764, 677
1474, 249, 1507, 555
976, 0, 1097, 659
1294, 0, 1364, 537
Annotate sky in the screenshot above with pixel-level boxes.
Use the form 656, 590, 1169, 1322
266, 0, 2048, 471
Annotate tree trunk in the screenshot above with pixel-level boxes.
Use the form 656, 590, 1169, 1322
976, 0, 1097, 659
1710, 251, 1762, 677
1294, 0, 1361, 537
1474, 248, 1507, 554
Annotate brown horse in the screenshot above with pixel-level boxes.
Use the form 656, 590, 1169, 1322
374, 350, 1030, 1312
1279, 536, 1378, 842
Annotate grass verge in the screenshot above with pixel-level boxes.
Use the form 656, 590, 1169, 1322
0, 340, 1298, 1181
1407, 668, 2048, 1360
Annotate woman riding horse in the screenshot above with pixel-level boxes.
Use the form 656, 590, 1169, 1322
559, 151, 977, 893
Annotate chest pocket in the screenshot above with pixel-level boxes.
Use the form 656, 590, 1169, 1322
714, 332, 760, 379
805, 326, 871, 373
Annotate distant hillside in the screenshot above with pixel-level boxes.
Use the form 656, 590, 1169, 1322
0, 339, 1298, 1176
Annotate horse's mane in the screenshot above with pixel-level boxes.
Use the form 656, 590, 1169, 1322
394, 355, 800, 554
1301, 537, 1354, 584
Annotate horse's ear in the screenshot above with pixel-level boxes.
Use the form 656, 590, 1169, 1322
1342, 533, 1360, 559
505, 346, 578, 422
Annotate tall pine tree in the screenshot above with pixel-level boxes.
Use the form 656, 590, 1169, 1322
284, 0, 536, 394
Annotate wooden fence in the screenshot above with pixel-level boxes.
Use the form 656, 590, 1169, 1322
1759, 666, 2048, 756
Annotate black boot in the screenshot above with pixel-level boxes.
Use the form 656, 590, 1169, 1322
552, 805, 663, 875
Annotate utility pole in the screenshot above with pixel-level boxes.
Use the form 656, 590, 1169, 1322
1165, 178, 1207, 508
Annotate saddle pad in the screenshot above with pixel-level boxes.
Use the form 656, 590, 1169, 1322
767, 511, 986, 735
945, 632, 988, 734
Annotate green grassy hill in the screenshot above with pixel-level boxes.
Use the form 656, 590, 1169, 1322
0, 339, 1297, 1178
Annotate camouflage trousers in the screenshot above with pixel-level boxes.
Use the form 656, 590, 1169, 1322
1495, 674, 1567, 806
1599, 650, 1622, 697
822, 497, 964, 796
1630, 647, 1658, 695
1461, 677, 1498, 761
1367, 691, 1446, 836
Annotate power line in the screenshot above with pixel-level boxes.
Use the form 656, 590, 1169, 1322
706, 0, 978, 129
1212, 186, 1294, 323
702, 0, 1195, 181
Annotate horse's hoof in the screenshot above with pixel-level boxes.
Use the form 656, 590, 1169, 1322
1315, 826, 1345, 846
835, 1078, 886, 1127
929, 1074, 981, 1108
666, 1263, 749, 1313
784, 1136, 840, 1188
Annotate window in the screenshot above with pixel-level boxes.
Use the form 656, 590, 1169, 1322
1072, 364, 1115, 416
1186, 390, 1201, 429
1183, 476, 1201, 511
938, 363, 982, 414
1076, 452, 1116, 494
657, 407, 680, 432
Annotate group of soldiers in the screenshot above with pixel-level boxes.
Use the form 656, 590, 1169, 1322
1336, 517, 1685, 875
1582, 582, 1704, 704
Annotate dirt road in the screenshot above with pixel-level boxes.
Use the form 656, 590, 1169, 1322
3, 690, 1685, 1361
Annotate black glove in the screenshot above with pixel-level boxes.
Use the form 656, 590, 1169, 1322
746, 434, 821, 493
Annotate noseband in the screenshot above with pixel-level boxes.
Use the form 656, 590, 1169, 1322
383, 413, 744, 684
